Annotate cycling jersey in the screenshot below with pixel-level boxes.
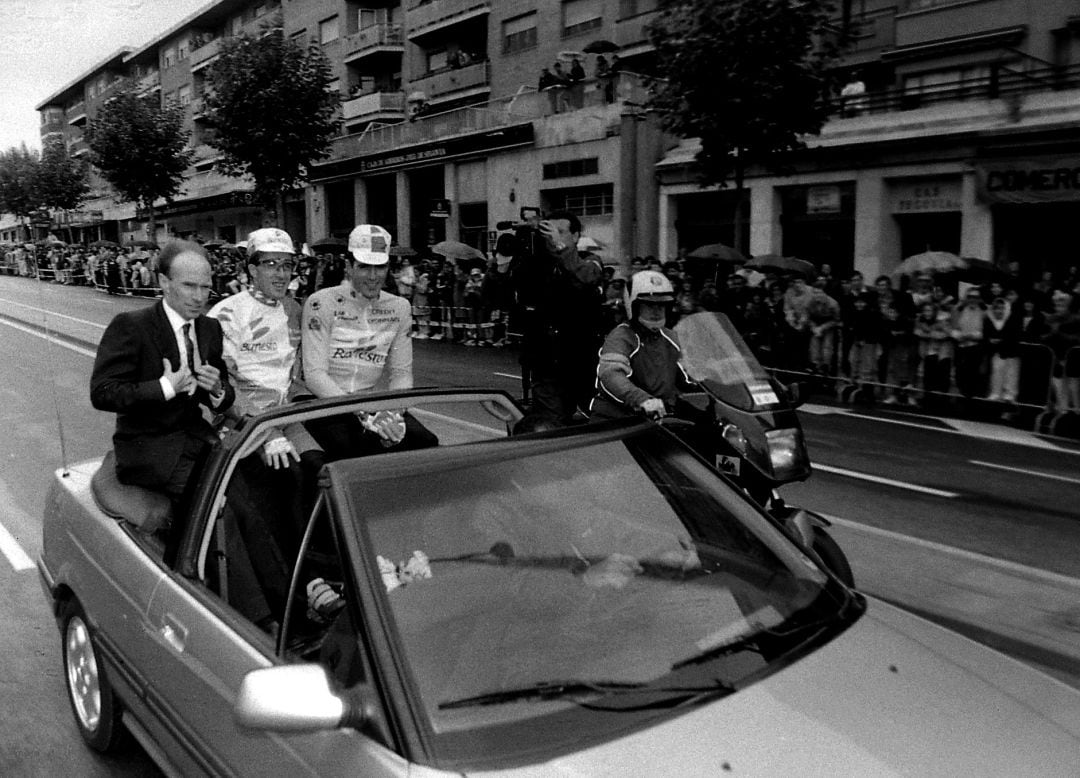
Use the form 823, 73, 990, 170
208, 290, 303, 415
302, 282, 413, 396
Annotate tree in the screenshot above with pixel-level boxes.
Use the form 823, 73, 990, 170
35, 137, 88, 242
204, 19, 340, 223
0, 144, 41, 241
85, 87, 192, 243
648, 0, 845, 252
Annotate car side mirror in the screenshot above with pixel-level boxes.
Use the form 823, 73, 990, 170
235, 664, 367, 732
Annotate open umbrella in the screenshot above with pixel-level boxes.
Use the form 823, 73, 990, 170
577, 236, 605, 253
687, 243, 746, 263
89, 239, 119, 249
202, 239, 226, 250
431, 240, 486, 262
558, 50, 586, 62
388, 245, 418, 257
583, 39, 619, 54
892, 251, 966, 277
124, 239, 158, 249
309, 236, 348, 253
745, 254, 817, 278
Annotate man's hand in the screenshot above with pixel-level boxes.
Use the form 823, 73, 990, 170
639, 397, 666, 419
538, 219, 567, 252
194, 363, 223, 395
161, 358, 194, 395
360, 410, 407, 446
260, 435, 300, 470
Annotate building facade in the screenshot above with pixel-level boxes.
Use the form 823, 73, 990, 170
656, 0, 1080, 281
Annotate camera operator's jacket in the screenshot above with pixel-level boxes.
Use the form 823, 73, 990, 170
510, 237, 604, 342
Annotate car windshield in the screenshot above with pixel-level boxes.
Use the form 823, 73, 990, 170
344, 426, 857, 767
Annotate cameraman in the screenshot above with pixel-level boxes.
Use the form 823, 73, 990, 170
509, 209, 604, 425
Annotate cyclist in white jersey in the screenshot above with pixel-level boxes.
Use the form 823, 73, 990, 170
302, 224, 435, 453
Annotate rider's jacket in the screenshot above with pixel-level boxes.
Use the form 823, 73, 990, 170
301, 282, 413, 396
590, 320, 692, 420
208, 290, 303, 415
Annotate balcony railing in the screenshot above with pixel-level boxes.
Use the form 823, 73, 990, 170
343, 90, 406, 122
408, 0, 489, 39
830, 62, 1080, 118
69, 138, 90, 157
190, 37, 223, 73
409, 60, 490, 101
343, 23, 404, 62
66, 101, 87, 123
326, 71, 649, 161
135, 70, 161, 93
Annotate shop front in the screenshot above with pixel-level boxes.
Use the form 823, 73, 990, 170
888, 175, 963, 260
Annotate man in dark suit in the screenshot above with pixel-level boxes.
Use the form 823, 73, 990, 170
91, 239, 234, 502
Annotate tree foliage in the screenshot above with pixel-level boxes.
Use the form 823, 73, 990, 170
36, 136, 88, 212
204, 21, 340, 217
0, 143, 41, 221
86, 86, 192, 238
647, 0, 844, 245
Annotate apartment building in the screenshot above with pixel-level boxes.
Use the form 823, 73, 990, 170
656, 0, 1080, 280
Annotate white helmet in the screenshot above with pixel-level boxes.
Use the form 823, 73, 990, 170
628, 270, 675, 306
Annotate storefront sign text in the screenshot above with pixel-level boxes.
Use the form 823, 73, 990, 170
977, 159, 1080, 203
892, 180, 961, 213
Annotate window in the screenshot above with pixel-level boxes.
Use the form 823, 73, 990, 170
230, 15, 243, 35
427, 48, 448, 72
87, 83, 97, 98
546, 183, 614, 216
359, 7, 389, 29
178, 84, 192, 106
320, 16, 340, 44
163, 46, 176, 68
290, 28, 307, 43
562, 0, 602, 37
503, 12, 538, 54
619, 0, 658, 19
543, 157, 599, 180
178, 37, 189, 60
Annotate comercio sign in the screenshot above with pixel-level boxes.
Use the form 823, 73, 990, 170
977, 158, 1080, 203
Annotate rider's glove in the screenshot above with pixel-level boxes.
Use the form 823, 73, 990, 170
640, 397, 666, 418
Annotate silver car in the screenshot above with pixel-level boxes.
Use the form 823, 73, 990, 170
39, 389, 1080, 775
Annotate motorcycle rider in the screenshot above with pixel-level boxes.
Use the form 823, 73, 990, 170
590, 270, 695, 420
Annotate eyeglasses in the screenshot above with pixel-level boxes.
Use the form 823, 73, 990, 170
258, 259, 296, 272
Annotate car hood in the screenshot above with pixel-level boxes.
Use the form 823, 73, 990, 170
468, 598, 1080, 777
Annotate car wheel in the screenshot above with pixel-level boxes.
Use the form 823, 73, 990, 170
60, 598, 125, 752
812, 528, 855, 588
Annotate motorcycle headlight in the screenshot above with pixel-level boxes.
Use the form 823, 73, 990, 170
721, 423, 747, 456
765, 428, 804, 480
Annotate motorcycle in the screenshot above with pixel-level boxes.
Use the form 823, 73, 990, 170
670, 311, 855, 587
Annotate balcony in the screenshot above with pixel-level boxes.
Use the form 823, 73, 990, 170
135, 70, 161, 94
68, 137, 89, 157
343, 90, 406, 124
66, 101, 87, 125
325, 71, 647, 162
190, 37, 223, 73
343, 24, 404, 63
407, 0, 489, 40
409, 60, 490, 102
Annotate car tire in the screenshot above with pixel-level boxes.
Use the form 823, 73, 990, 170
812, 528, 855, 588
60, 598, 126, 753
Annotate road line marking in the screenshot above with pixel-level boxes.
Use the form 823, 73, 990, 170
813, 462, 959, 498
0, 296, 106, 329
970, 459, 1080, 486
0, 316, 97, 358
493, 372, 521, 381
819, 512, 1080, 590
0, 520, 35, 572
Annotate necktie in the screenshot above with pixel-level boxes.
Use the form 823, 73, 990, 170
182, 322, 196, 372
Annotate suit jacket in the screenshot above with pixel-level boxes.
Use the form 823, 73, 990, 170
90, 301, 235, 488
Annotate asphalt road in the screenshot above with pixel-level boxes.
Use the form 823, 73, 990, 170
1, 275, 1079, 773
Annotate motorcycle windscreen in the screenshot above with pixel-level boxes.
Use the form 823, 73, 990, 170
675, 312, 780, 412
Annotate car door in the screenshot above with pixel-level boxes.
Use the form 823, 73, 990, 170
140, 465, 411, 777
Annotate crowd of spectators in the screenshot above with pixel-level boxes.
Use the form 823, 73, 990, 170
6, 238, 1080, 418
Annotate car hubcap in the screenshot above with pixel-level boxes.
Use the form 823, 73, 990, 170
66, 616, 101, 732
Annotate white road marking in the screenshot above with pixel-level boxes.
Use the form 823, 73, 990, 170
813, 462, 959, 498
970, 459, 1080, 487
0, 316, 97, 358
492, 372, 521, 381
0, 296, 106, 330
0, 520, 34, 571
820, 511, 1080, 589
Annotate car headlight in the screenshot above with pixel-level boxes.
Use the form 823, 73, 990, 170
721, 423, 748, 455
766, 428, 804, 480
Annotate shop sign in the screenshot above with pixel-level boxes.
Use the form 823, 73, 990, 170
977, 158, 1080, 203
429, 198, 451, 218
891, 179, 961, 213
806, 185, 841, 214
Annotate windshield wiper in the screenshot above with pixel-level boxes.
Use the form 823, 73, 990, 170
672, 614, 839, 670
439, 680, 649, 709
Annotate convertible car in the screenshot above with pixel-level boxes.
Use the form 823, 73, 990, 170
39, 389, 1080, 776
